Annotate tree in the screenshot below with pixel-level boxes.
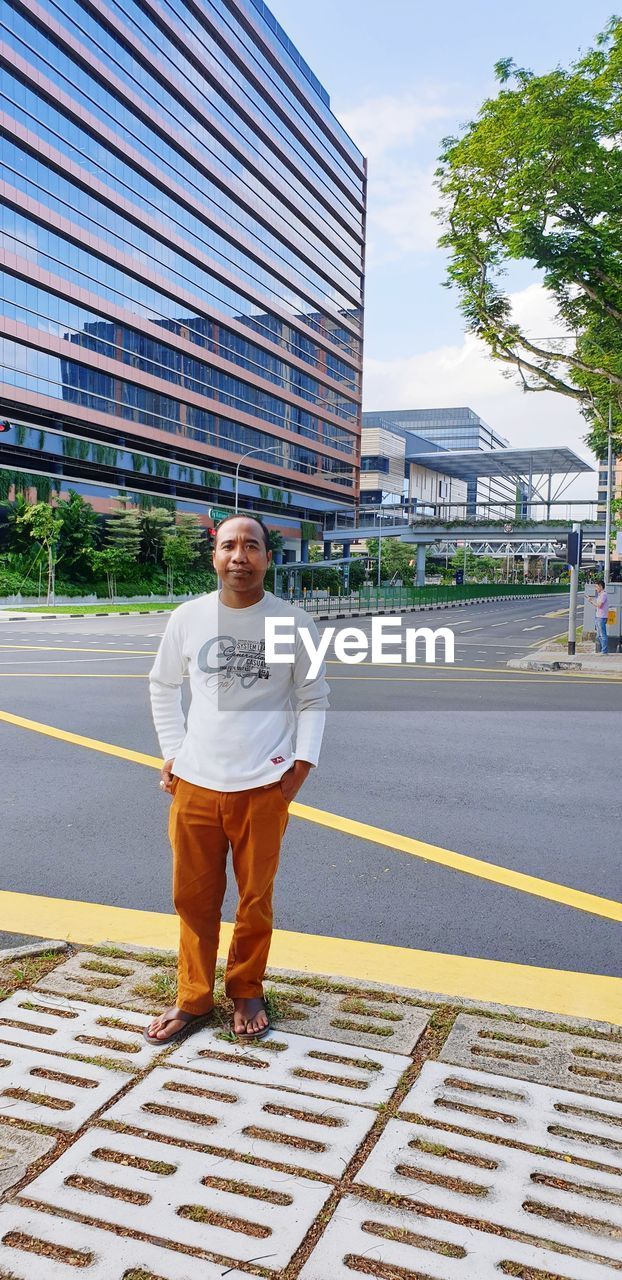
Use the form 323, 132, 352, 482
366, 538, 417, 584
90, 547, 134, 600
175, 513, 204, 557
3, 494, 34, 557
436, 19, 622, 454
55, 490, 100, 578
105, 505, 142, 561
16, 502, 63, 604
162, 533, 196, 596
139, 507, 175, 564
267, 528, 284, 559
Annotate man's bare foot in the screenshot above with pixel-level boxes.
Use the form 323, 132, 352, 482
232, 997, 269, 1037
144, 1006, 211, 1045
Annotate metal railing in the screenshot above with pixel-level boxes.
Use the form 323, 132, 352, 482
278, 582, 568, 616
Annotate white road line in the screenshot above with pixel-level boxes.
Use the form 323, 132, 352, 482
523, 625, 544, 631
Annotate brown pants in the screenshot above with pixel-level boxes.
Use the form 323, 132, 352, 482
169, 777, 289, 1014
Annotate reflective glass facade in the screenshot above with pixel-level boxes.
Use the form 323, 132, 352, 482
363, 408, 515, 511
0, 0, 365, 526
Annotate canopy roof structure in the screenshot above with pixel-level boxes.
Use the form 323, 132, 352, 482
404, 444, 593, 481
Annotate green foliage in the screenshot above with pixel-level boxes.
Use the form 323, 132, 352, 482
16, 501, 63, 603
300, 519, 318, 541
346, 556, 366, 589
90, 546, 133, 600
138, 507, 175, 563
3, 494, 34, 555
105, 505, 142, 558
54, 490, 100, 577
436, 18, 622, 452
267, 528, 284, 556
367, 537, 417, 584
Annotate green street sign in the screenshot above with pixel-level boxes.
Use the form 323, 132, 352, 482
208, 507, 231, 520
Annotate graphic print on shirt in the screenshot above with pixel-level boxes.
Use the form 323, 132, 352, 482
197, 634, 270, 691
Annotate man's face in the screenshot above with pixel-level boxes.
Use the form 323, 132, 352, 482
212, 518, 271, 595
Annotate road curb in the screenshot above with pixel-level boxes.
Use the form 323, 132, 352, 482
0, 592, 566, 623
507, 655, 622, 676
0, 939, 70, 963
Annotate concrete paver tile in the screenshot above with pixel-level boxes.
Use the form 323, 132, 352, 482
0, 1123, 56, 1194
355, 1114, 622, 1263
170, 1026, 411, 1107
399, 1061, 622, 1170
0, 1042, 129, 1132
0, 1203, 246, 1278
35, 950, 172, 1008
20, 1127, 331, 1270
299, 1195, 622, 1279
104, 1065, 375, 1177
265, 977, 431, 1052
0, 989, 165, 1069
440, 1012, 622, 1100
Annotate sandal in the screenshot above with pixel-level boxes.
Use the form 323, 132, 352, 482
231, 997, 271, 1042
143, 1005, 212, 1047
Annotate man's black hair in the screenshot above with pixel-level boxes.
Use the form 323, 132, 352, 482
214, 513, 271, 553
595, 578, 605, 589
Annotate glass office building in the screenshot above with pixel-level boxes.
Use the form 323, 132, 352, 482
0, 0, 365, 537
363, 407, 516, 513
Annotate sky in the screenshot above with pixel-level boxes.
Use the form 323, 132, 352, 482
268, 0, 616, 498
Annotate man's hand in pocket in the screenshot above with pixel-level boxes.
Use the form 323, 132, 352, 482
279, 760, 312, 803
159, 759, 176, 794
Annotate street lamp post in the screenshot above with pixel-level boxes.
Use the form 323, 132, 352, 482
234, 444, 284, 514
376, 506, 383, 590
604, 401, 613, 582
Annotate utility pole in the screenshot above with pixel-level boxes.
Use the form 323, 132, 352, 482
604, 400, 613, 583
567, 521, 581, 657
376, 506, 383, 590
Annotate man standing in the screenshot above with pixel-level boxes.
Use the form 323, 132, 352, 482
592, 579, 609, 655
146, 515, 329, 1044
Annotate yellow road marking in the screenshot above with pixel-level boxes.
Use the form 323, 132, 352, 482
1, 890, 620, 1026
0, 710, 160, 768
543, 609, 570, 618
2, 709, 622, 924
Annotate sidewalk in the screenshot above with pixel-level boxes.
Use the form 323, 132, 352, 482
509, 647, 622, 676
0, 941, 620, 1278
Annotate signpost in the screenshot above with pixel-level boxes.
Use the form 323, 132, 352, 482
567, 523, 582, 656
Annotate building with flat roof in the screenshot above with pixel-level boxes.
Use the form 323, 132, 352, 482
363, 407, 517, 514
0, 0, 365, 547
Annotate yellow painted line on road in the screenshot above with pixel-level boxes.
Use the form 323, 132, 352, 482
1, 890, 620, 1026
0, 710, 160, 768
2, 710, 622, 925
543, 609, 570, 618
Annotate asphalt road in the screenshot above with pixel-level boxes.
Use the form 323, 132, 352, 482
1, 592, 621, 979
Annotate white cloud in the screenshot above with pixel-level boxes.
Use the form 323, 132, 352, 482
367, 161, 438, 259
337, 88, 455, 259
363, 284, 597, 499
339, 93, 452, 163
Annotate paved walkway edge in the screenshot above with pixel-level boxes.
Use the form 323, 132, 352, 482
508, 650, 622, 676
0, 939, 69, 962
1, 591, 565, 622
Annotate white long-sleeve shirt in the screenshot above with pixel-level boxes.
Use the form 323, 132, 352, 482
149, 590, 329, 791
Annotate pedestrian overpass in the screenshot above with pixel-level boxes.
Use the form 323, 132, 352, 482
320, 519, 605, 585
